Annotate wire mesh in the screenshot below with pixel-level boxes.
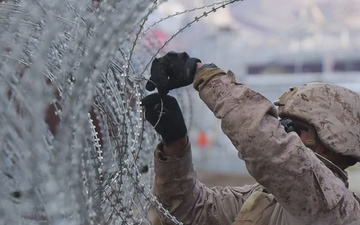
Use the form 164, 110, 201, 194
0, 0, 240, 224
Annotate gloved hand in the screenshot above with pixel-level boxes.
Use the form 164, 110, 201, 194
146, 51, 201, 96
141, 93, 187, 144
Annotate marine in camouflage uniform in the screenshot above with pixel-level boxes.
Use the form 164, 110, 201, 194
141, 51, 360, 225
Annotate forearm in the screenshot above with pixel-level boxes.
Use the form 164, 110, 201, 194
153, 143, 219, 224
161, 136, 189, 158
153, 141, 253, 225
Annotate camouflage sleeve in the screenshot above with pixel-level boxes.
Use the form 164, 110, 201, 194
153, 142, 258, 225
196, 68, 360, 224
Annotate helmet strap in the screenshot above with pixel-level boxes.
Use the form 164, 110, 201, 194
305, 126, 316, 150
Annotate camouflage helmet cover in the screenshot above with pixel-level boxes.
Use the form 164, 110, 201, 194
276, 83, 360, 161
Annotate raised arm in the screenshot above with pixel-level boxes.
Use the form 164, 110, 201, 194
152, 138, 259, 225
194, 67, 359, 224
141, 93, 259, 225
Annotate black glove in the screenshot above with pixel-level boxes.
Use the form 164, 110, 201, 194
279, 118, 304, 136
141, 93, 187, 144
146, 51, 201, 96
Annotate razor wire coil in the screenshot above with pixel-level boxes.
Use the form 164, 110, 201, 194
0, 0, 240, 224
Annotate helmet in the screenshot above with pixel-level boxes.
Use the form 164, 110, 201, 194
275, 83, 360, 161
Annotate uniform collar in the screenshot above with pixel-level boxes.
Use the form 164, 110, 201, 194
315, 153, 349, 188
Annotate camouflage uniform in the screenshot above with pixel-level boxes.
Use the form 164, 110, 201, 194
153, 66, 360, 225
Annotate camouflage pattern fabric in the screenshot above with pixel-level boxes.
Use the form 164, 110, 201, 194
152, 67, 360, 225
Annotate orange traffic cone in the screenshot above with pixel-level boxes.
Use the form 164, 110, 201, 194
197, 131, 209, 148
